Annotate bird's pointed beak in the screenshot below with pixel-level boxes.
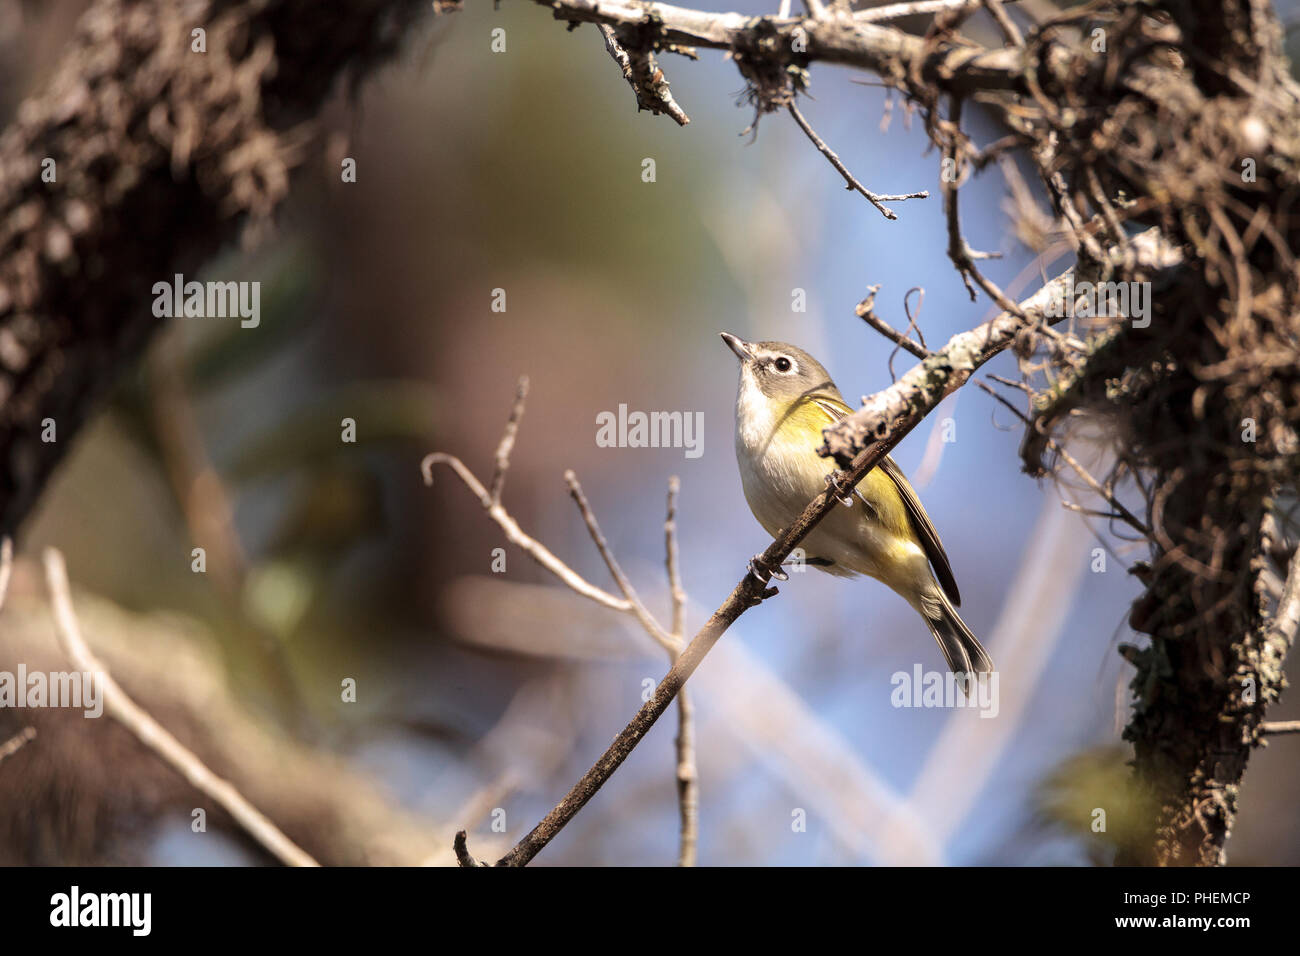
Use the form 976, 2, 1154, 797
720, 332, 753, 362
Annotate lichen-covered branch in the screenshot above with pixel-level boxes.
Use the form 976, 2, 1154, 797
525, 0, 1041, 93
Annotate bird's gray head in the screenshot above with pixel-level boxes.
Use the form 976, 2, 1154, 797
719, 332, 838, 405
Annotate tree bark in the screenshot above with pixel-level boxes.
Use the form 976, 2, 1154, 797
0, 0, 431, 534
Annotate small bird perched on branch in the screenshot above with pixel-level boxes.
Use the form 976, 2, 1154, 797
721, 332, 993, 678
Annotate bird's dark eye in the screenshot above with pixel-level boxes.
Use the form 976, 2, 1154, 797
774, 356, 792, 372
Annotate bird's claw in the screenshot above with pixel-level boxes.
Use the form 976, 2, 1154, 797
825, 471, 855, 506
748, 553, 787, 583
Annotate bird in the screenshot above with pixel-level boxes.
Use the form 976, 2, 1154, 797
721, 331, 993, 678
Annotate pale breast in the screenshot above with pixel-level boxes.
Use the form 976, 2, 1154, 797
736, 423, 825, 537
734, 389, 929, 587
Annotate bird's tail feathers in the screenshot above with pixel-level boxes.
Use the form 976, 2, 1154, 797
922, 592, 994, 679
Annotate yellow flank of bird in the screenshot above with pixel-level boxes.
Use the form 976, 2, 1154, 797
781, 395, 913, 537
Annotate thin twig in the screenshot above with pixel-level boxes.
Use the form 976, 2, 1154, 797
982, 0, 1024, 47
856, 0, 1022, 21
42, 548, 320, 868
564, 470, 678, 651
1039, 162, 1108, 267
490, 375, 529, 504
0, 536, 12, 614
430, 406, 702, 864
1061, 502, 1128, 521
976, 379, 1152, 537
423, 453, 632, 613
890, 287, 930, 381
988, 372, 1032, 394
665, 476, 697, 867
453, 830, 489, 866
787, 103, 928, 220
821, 264, 1090, 466
940, 99, 1015, 307
0, 726, 35, 766
673, 692, 699, 870
665, 477, 687, 640
596, 24, 691, 125
900, 288, 928, 350
856, 286, 930, 360
1084, 165, 1128, 252
565, 469, 698, 865
1262, 720, 1300, 735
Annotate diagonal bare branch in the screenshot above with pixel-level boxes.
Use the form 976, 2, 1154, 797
42, 548, 319, 868
422, 453, 632, 613
564, 470, 677, 651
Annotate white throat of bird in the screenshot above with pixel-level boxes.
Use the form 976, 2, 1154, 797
734, 361, 780, 453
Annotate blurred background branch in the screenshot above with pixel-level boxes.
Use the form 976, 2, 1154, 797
43, 547, 320, 867
423, 382, 701, 864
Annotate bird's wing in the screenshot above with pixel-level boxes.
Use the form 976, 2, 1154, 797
811, 395, 962, 607
877, 456, 961, 607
